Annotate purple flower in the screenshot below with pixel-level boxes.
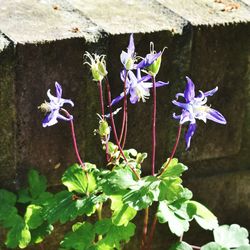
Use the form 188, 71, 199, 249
136, 42, 163, 76
120, 34, 136, 70
111, 69, 168, 106
173, 77, 226, 149
39, 82, 74, 127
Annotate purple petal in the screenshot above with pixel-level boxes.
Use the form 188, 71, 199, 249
146, 51, 161, 65
155, 81, 169, 87
206, 108, 227, 124
180, 110, 193, 124
184, 77, 195, 102
129, 87, 139, 104
120, 51, 128, 66
185, 123, 197, 150
204, 86, 218, 97
172, 100, 189, 109
57, 113, 73, 122
138, 74, 151, 83
111, 92, 127, 106
128, 70, 138, 85
55, 82, 62, 99
127, 33, 135, 55
42, 110, 59, 127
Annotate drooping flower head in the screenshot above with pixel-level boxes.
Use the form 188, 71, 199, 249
111, 69, 168, 106
137, 42, 163, 76
173, 77, 227, 149
39, 82, 74, 127
120, 33, 136, 71
84, 52, 108, 81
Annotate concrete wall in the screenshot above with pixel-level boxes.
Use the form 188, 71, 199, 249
0, 0, 249, 249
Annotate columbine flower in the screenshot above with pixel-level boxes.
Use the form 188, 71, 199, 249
137, 42, 163, 76
173, 77, 227, 149
120, 33, 136, 71
111, 69, 168, 105
84, 52, 108, 81
39, 82, 74, 127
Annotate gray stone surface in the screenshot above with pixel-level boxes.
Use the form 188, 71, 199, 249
157, 0, 250, 26
0, 0, 101, 44
70, 0, 188, 34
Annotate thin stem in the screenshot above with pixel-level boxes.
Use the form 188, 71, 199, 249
61, 108, 85, 169
121, 111, 128, 149
190, 245, 201, 249
105, 77, 140, 180
146, 215, 157, 250
98, 80, 110, 162
159, 124, 182, 176
141, 207, 149, 250
98, 80, 105, 118
151, 76, 157, 176
119, 70, 128, 144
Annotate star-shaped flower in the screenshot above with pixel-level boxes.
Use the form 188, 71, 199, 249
111, 69, 168, 106
173, 77, 227, 149
39, 82, 74, 127
120, 33, 136, 71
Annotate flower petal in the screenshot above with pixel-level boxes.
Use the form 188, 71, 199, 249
184, 77, 195, 102
204, 86, 218, 97
111, 92, 126, 106
120, 51, 128, 66
127, 33, 135, 55
57, 113, 73, 122
206, 108, 227, 124
185, 123, 197, 150
42, 110, 59, 127
155, 81, 169, 87
172, 100, 189, 109
55, 82, 62, 99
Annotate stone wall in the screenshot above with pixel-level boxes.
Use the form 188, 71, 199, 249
0, 0, 249, 249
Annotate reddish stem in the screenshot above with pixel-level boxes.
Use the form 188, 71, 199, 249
121, 111, 128, 149
61, 108, 85, 169
98, 80, 110, 162
160, 124, 182, 176
105, 78, 140, 180
141, 207, 149, 250
151, 76, 157, 176
190, 245, 201, 249
146, 215, 157, 250
119, 70, 128, 144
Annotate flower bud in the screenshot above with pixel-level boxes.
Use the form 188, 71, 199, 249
147, 54, 162, 76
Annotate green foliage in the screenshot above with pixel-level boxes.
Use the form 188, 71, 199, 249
94, 219, 135, 249
123, 176, 160, 210
201, 224, 250, 250
60, 222, 95, 250
0, 157, 249, 250
62, 163, 97, 194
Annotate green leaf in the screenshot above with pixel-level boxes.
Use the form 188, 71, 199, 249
123, 176, 160, 210
24, 204, 43, 229
45, 191, 101, 224
95, 219, 135, 249
28, 169, 47, 199
0, 189, 16, 205
5, 216, 31, 249
17, 188, 32, 203
30, 222, 54, 244
187, 201, 218, 230
62, 164, 89, 194
158, 177, 189, 203
160, 158, 188, 179
201, 242, 228, 250
0, 189, 17, 226
213, 224, 249, 248
110, 195, 137, 226
157, 201, 189, 237
170, 241, 193, 250
102, 168, 136, 195
60, 222, 95, 250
